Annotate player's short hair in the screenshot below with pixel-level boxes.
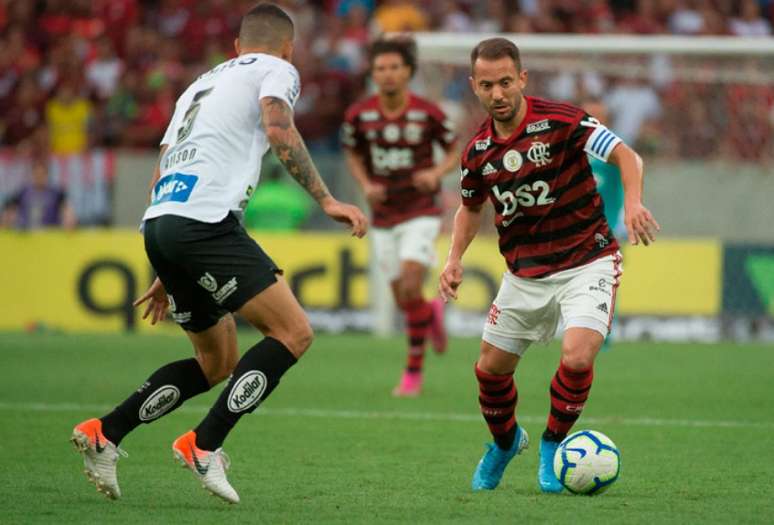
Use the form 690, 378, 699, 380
239, 3, 294, 49
470, 38, 522, 73
369, 37, 417, 77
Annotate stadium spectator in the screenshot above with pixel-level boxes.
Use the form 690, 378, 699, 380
1, 156, 77, 230
372, 0, 429, 32
243, 161, 314, 231
668, 0, 706, 35
2, 75, 45, 145
339, 3, 370, 44
617, 0, 665, 34
101, 70, 140, 146
471, 0, 509, 33
0, 0, 771, 160
311, 13, 366, 74
294, 51, 356, 151
45, 80, 92, 155
729, 0, 773, 36
434, 0, 475, 32
335, 0, 375, 18
605, 78, 662, 147
85, 36, 123, 101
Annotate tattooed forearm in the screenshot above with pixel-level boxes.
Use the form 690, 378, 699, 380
261, 97, 331, 203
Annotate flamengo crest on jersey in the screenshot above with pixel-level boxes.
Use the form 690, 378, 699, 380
460, 97, 621, 278
142, 53, 300, 224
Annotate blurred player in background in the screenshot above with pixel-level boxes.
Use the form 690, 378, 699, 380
342, 37, 458, 397
581, 97, 625, 352
439, 38, 659, 493
71, 3, 367, 504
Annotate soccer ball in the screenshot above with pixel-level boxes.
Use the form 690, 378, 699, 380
553, 430, 620, 495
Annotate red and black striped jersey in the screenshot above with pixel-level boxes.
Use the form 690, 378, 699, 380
460, 96, 621, 278
342, 93, 456, 228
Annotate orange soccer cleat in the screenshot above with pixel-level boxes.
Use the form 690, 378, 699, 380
172, 430, 240, 504
70, 418, 127, 500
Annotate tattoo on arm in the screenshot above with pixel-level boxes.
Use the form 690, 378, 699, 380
261, 97, 331, 202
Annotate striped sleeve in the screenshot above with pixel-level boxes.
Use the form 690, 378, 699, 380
581, 116, 622, 162
340, 107, 362, 150
460, 154, 485, 206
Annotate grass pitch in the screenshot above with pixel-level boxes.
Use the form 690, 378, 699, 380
1, 332, 772, 524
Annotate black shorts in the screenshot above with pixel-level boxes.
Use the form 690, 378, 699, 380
143, 212, 281, 332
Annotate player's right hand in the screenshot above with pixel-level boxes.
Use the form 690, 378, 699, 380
322, 197, 368, 238
439, 259, 464, 303
363, 182, 387, 206
624, 201, 660, 246
133, 277, 169, 325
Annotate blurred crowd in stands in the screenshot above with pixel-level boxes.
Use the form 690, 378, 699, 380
0, 0, 773, 229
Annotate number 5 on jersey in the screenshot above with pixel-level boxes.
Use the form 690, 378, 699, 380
176, 87, 214, 143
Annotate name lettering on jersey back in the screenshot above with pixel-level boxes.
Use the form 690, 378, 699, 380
370, 144, 413, 173
196, 57, 260, 80
151, 173, 198, 205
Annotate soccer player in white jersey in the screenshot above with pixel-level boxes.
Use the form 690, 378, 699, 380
70, 3, 367, 504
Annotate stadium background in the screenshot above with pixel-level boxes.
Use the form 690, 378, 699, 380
1, 0, 773, 340
0, 2, 773, 522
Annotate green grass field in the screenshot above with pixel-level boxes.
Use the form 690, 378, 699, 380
1, 332, 772, 524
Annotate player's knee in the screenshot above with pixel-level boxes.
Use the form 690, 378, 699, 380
396, 281, 423, 307
197, 353, 234, 386
477, 343, 518, 375
295, 322, 314, 354
273, 320, 314, 358
560, 346, 596, 371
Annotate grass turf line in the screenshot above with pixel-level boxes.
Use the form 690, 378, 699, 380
0, 333, 772, 524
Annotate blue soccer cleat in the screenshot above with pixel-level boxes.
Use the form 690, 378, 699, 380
472, 426, 529, 491
538, 438, 564, 493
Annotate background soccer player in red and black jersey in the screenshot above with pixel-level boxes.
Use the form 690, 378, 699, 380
438, 38, 659, 492
342, 37, 459, 397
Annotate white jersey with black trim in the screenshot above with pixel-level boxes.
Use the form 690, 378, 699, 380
142, 52, 300, 224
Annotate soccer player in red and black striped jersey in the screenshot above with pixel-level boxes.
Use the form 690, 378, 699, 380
342, 37, 459, 397
438, 38, 659, 492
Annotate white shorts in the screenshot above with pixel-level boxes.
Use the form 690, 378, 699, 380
482, 253, 623, 356
370, 216, 441, 282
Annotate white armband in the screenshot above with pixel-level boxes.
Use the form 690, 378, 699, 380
584, 125, 622, 162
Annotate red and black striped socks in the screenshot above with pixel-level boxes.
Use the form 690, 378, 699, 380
544, 361, 594, 442
475, 365, 518, 451
402, 299, 433, 373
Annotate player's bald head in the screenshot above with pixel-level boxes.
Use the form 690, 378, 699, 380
238, 3, 294, 50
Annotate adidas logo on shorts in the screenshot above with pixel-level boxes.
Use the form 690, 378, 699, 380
596, 302, 608, 314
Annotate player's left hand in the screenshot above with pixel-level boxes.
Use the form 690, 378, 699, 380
624, 201, 660, 246
412, 168, 441, 194
322, 197, 369, 238
133, 277, 169, 325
